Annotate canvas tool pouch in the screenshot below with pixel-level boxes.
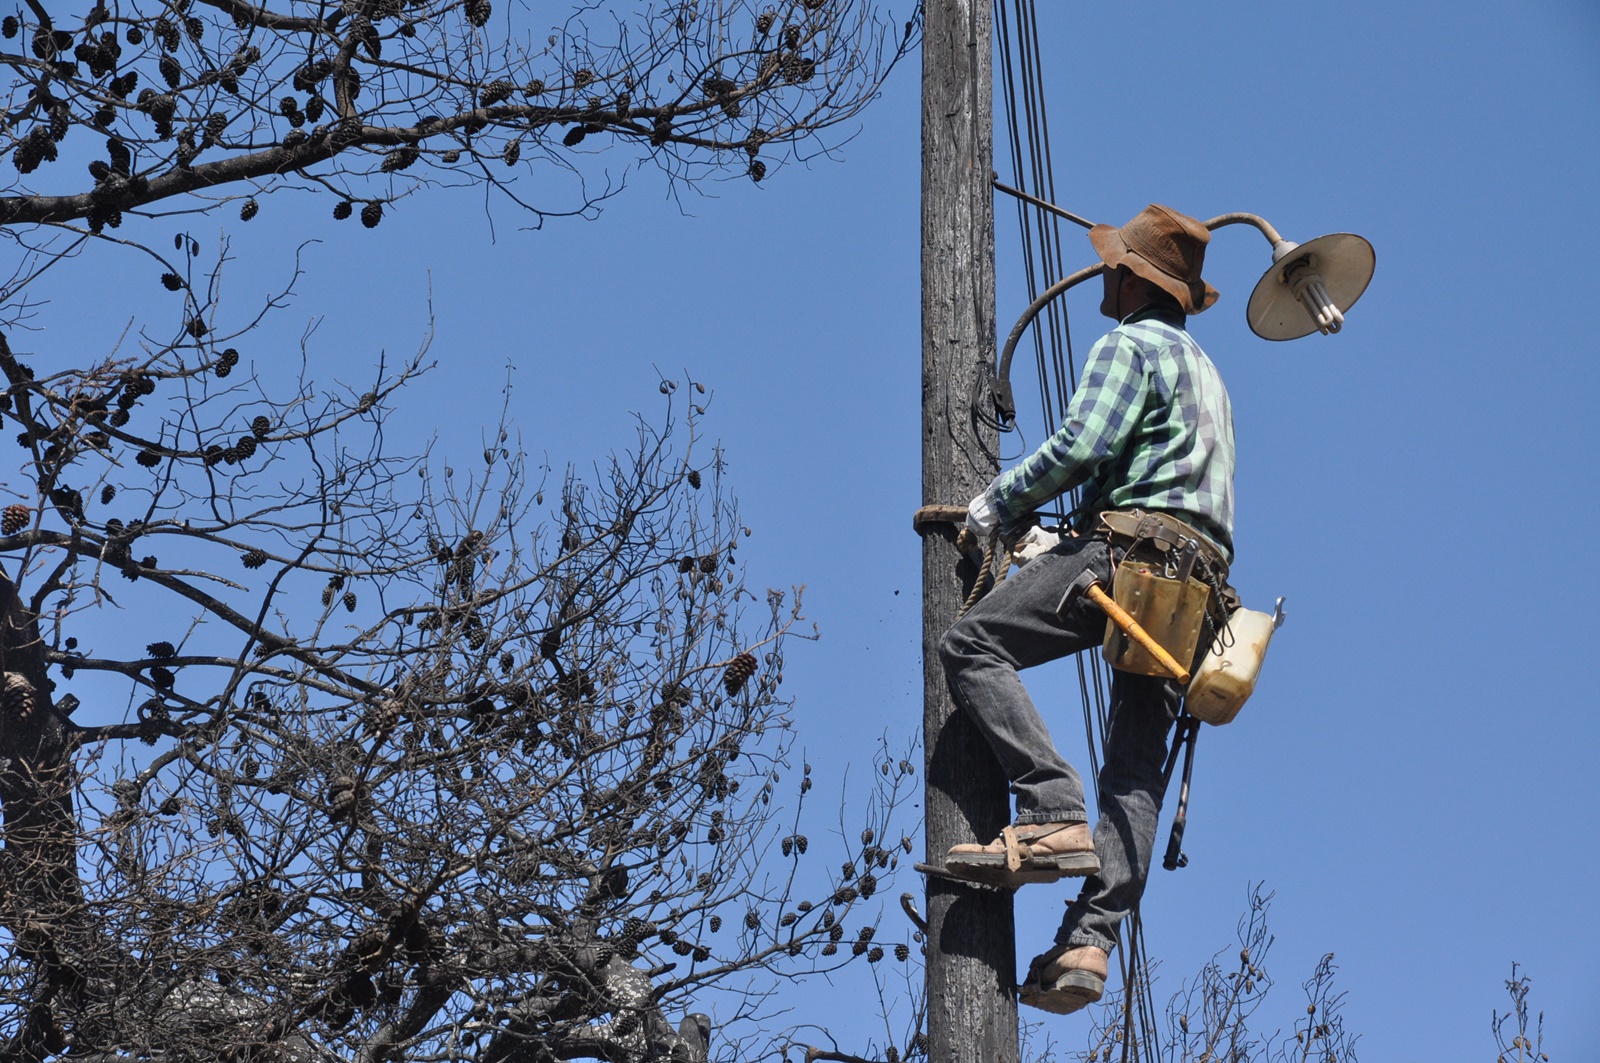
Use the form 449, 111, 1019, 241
1094, 510, 1231, 678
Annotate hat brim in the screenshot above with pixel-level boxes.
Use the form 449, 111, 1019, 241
1090, 224, 1219, 315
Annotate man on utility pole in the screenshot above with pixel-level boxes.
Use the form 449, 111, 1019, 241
938, 206, 1236, 1015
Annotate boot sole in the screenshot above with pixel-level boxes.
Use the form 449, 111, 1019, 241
1019, 968, 1105, 1015
938, 851, 1100, 888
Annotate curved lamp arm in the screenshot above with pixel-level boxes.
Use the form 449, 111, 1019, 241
991, 262, 1104, 428
1201, 212, 1285, 247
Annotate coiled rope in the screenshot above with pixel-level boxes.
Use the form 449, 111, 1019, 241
911, 505, 1007, 619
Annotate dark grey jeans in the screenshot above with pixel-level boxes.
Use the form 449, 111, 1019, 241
938, 535, 1181, 954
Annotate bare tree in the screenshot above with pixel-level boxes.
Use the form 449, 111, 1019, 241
1492, 965, 1550, 1063
1060, 888, 1358, 1063
0, 0, 927, 1052
1062, 897, 1558, 1063
0, 0, 916, 235
0, 259, 925, 1061
0, 2, 929, 1059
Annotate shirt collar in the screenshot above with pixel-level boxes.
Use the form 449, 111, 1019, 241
1122, 303, 1188, 330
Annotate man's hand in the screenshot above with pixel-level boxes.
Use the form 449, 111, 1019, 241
1009, 525, 1062, 567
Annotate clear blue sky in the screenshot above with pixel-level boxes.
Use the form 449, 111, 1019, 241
29, 0, 1599, 1058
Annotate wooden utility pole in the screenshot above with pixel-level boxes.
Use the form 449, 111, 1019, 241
920, 1, 1017, 1062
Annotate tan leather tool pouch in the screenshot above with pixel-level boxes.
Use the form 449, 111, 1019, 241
1101, 557, 1211, 677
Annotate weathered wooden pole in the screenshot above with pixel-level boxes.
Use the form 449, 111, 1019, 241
920, 1, 1017, 1062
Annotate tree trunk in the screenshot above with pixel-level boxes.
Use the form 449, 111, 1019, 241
920, 2, 1016, 1062
0, 568, 95, 1052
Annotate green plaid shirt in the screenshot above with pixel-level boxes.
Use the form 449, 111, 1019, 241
990, 310, 1236, 558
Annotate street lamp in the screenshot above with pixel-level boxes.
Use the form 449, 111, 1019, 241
1245, 231, 1376, 341
987, 182, 1376, 427
1199, 210, 1376, 340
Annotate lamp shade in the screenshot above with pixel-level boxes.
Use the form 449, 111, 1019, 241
1246, 233, 1375, 341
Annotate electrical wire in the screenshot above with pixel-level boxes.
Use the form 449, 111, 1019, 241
993, 4, 1162, 1059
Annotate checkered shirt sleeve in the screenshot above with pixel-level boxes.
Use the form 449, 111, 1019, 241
989, 330, 1148, 526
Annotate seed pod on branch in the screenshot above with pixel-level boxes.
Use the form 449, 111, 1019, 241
327, 776, 358, 822
0, 673, 37, 718
381, 146, 419, 172
723, 652, 756, 695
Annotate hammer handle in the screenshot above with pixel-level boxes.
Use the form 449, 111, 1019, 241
1086, 584, 1192, 685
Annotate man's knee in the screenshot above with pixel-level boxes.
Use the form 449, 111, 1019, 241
938, 621, 970, 673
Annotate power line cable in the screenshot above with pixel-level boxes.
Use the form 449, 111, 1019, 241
993, 4, 1163, 1058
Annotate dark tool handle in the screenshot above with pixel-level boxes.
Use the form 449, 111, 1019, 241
1162, 719, 1199, 871
1162, 816, 1188, 871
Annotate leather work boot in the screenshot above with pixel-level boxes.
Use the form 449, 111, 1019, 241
942, 821, 1098, 888
1019, 943, 1109, 1015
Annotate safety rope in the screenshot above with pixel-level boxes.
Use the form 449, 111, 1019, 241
957, 532, 1004, 619
910, 506, 1006, 621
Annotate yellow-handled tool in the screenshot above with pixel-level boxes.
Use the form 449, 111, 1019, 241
1084, 583, 1191, 685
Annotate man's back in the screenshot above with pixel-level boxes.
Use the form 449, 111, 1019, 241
1088, 315, 1234, 555
990, 308, 1236, 558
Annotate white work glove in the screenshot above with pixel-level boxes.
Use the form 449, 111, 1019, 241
1009, 525, 1062, 567
966, 488, 1000, 542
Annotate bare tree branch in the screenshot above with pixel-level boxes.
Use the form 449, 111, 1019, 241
0, 260, 923, 1061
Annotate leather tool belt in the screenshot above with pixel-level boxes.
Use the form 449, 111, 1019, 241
1095, 509, 1229, 579
1092, 509, 1237, 677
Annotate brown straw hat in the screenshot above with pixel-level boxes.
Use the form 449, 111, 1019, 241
1089, 204, 1220, 314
